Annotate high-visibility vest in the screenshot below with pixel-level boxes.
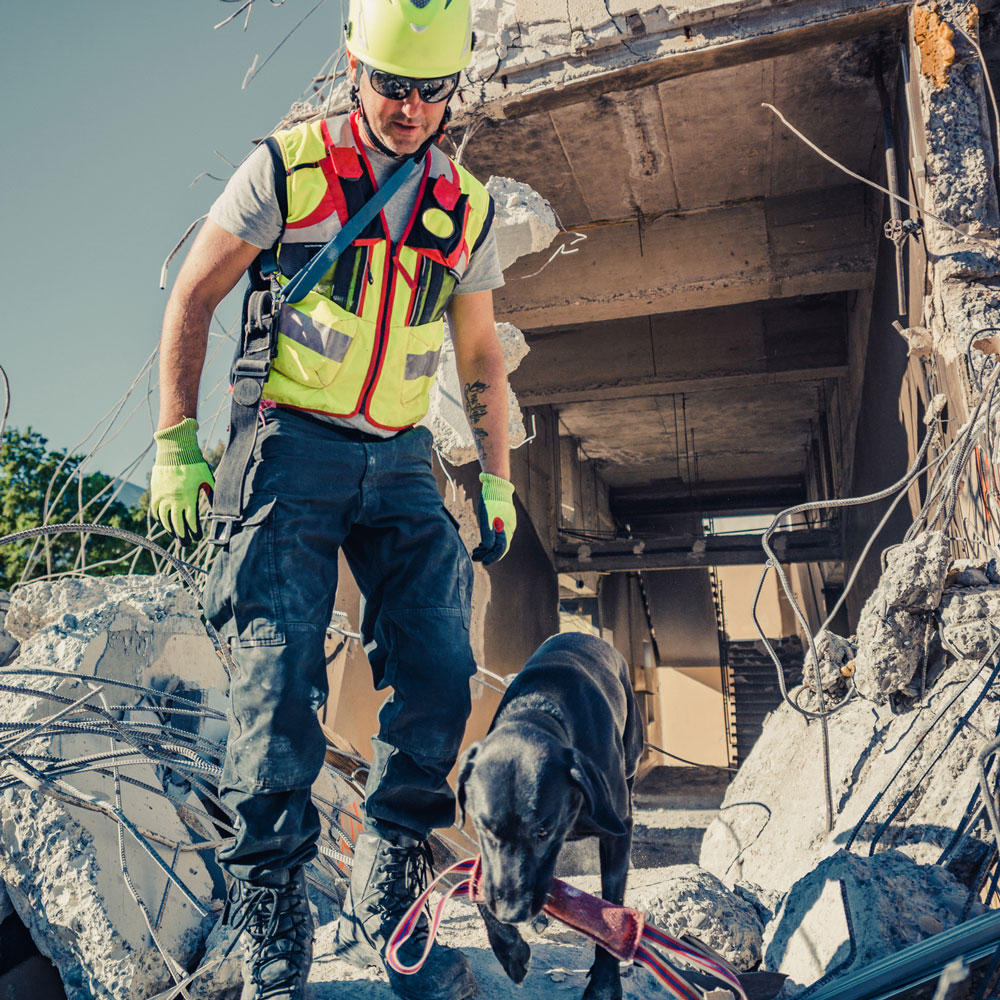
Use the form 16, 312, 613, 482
261, 111, 495, 430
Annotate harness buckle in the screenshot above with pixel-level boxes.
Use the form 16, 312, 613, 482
207, 515, 238, 547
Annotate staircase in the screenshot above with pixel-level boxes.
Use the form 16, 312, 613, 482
725, 637, 804, 768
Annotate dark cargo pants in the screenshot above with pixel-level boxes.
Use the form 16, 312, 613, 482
204, 408, 477, 882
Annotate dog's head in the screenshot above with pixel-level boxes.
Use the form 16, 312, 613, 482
457, 731, 626, 923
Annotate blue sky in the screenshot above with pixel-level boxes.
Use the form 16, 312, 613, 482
0, 0, 342, 487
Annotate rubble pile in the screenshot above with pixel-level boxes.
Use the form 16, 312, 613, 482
762, 849, 979, 991
0, 577, 239, 999
699, 529, 1000, 994
2, 524, 998, 998
0, 576, 352, 1000
625, 865, 765, 971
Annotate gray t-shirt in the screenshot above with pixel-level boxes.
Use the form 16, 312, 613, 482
209, 123, 503, 436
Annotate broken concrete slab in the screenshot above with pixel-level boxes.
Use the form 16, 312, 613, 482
624, 864, 765, 971
762, 849, 981, 996
486, 175, 560, 272
0, 575, 240, 1000
946, 558, 995, 588
875, 531, 951, 611
938, 584, 1000, 659
802, 630, 856, 695
0, 589, 19, 665
700, 654, 1000, 895
853, 603, 929, 703
851, 532, 950, 702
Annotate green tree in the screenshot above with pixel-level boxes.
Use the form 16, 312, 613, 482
0, 427, 152, 589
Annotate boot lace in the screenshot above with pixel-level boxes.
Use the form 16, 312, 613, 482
223, 875, 312, 998
362, 840, 435, 944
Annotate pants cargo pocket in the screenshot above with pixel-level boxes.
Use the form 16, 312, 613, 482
206, 496, 286, 647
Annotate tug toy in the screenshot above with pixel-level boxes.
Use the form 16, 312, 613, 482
386, 856, 748, 1000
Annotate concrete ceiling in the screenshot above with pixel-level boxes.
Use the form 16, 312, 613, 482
463, 35, 889, 527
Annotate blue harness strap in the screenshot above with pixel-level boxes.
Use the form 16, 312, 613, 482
278, 153, 422, 305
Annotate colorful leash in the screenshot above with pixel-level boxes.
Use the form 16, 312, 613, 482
385, 856, 747, 1000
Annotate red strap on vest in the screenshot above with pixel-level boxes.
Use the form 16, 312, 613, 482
330, 144, 363, 179
433, 173, 461, 211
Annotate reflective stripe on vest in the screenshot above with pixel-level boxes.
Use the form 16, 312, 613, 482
260, 112, 494, 430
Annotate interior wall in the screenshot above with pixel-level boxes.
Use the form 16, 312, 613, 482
655, 666, 729, 768
716, 563, 788, 640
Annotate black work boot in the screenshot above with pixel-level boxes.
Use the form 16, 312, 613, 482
333, 830, 477, 1000
224, 867, 314, 1000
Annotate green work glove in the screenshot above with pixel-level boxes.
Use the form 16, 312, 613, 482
150, 418, 215, 546
471, 472, 516, 566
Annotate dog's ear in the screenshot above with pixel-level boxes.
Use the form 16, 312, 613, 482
567, 749, 628, 839
456, 741, 481, 827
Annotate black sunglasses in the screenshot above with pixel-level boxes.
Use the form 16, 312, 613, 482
362, 63, 459, 104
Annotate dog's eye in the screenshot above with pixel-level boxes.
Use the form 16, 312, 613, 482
536, 828, 549, 840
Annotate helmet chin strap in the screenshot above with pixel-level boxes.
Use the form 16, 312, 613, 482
352, 84, 451, 163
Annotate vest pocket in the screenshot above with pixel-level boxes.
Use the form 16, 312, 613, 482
399, 318, 445, 408
270, 297, 365, 390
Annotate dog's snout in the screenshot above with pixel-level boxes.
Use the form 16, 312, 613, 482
486, 869, 547, 925
490, 892, 535, 925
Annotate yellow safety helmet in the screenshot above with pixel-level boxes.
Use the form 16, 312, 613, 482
345, 0, 473, 79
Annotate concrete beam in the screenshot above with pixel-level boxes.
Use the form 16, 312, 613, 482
554, 526, 841, 571
519, 367, 848, 406
463, 0, 908, 121
494, 185, 875, 328
611, 477, 806, 518
512, 297, 847, 405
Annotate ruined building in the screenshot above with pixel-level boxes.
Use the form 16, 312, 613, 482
2, 0, 1000, 996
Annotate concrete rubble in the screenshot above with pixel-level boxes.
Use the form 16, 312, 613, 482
701, 543, 1000, 996
802, 630, 856, 697
852, 530, 950, 702
762, 849, 981, 993
624, 864, 765, 971
0, 577, 355, 999
0, 576, 241, 1000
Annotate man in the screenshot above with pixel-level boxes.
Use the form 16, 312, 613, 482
150, 1, 513, 997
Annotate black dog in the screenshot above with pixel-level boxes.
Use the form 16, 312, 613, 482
457, 632, 644, 1000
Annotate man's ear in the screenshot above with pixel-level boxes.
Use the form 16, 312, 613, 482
567, 749, 627, 839
456, 741, 481, 827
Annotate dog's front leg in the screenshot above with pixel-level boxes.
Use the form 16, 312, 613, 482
582, 827, 632, 1000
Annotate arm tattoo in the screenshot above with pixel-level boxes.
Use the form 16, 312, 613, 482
464, 379, 490, 460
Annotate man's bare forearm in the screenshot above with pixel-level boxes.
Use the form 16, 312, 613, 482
448, 289, 511, 481
458, 349, 511, 480
158, 294, 212, 429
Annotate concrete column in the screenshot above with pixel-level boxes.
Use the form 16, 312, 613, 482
911, 1, 1000, 374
